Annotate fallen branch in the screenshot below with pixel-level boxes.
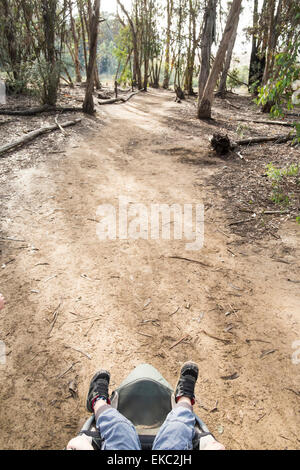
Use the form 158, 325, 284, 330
236, 134, 295, 146
0, 105, 83, 116
229, 218, 253, 226
0, 118, 81, 158
56, 362, 80, 380
237, 118, 297, 128
221, 372, 239, 381
0, 236, 25, 242
55, 116, 66, 135
48, 301, 62, 337
167, 256, 211, 268
65, 345, 92, 360
98, 90, 142, 105
201, 330, 231, 345
169, 335, 191, 350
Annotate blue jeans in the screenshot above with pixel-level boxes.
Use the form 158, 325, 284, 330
95, 404, 195, 450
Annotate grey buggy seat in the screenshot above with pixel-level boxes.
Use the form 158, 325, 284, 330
80, 364, 210, 450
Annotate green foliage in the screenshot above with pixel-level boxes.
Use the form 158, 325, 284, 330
28, 60, 60, 105
266, 163, 299, 213
236, 123, 249, 138
266, 163, 299, 182
227, 68, 240, 91
256, 40, 300, 141
227, 66, 248, 91
113, 26, 133, 85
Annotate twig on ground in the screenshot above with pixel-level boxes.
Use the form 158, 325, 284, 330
201, 330, 231, 345
167, 256, 211, 268
169, 307, 180, 316
221, 372, 239, 381
48, 301, 62, 336
65, 346, 92, 360
260, 349, 277, 359
57, 362, 80, 379
137, 332, 154, 338
229, 218, 253, 226
169, 335, 191, 350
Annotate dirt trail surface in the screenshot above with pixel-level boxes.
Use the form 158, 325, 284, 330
0, 89, 299, 449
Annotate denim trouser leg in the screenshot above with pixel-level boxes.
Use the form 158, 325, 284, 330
96, 407, 141, 450
152, 404, 196, 450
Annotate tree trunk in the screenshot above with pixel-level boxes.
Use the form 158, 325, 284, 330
262, 0, 276, 86
117, 0, 142, 90
261, 0, 283, 112
198, 0, 217, 101
69, 0, 82, 83
198, 0, 242, 119
184, 0, 196, 95
248, 0, 264, 92
217, 2, 241, 97
163, 0, 174, 89
83, 0, 100, 115
78, 0, 88, 77
41, 0, 60, 106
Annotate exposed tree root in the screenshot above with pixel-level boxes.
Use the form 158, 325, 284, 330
211, 132, 296, 155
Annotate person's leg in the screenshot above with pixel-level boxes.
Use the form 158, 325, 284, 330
153, 363, 225, 451
153, 362, 199, 450
87, 370, 141, 450
152, 397, 196, 450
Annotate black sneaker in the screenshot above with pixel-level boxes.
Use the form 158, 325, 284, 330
87, 370, 111, 413
175, 361, 199, 405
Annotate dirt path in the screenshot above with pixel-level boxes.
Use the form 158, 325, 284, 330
0, 89, 299, 449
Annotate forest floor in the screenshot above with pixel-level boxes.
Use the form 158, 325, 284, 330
0, 87, 299, 450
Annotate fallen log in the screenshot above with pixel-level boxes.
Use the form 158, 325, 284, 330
0, 118, 81, 158
236, 134, 295, 145
237, 118, 297, 127
98, 90, 141, 105
210, 132, 296, 155
0, 105, 83, 116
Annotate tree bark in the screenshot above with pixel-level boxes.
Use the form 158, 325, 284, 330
248, 0, 264, 92
41, 0, 60, 106
69, 0, 82, 83
78, 0, 89, 77
117, 0, 142, 90
163, 0, 174, 89
198, 0, 242, 119
217, 2, 241, 98
83, 0, 100, 114
198, 0, 217, 101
